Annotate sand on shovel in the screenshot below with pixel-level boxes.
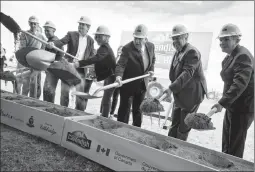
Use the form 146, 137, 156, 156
47, 59, 81, 86
184, 113, 215, 130
140, 98, 164, 113
0, 71, 16, 81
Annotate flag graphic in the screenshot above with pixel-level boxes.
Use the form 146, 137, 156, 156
96, 145, 110, 156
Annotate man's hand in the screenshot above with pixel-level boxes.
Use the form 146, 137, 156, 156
148, 71, 154, 78
163, 88, 172, 102
211, 103, 223, 113
115, 76, 123, 87
46, 42, 54, 49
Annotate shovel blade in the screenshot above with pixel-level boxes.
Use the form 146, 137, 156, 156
47, 60, 81, 86
71, 91, 102, 99
15, 47, 38, 68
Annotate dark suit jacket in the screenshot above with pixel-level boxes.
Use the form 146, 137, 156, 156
169, 43, 207, 110
45, 36, 64, 61
53, 31, 94, 74
218, 45, 254, 113
78, 43, 116, 81
115, 41, 156, 95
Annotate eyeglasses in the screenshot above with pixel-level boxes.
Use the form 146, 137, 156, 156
29, 22, 38, 26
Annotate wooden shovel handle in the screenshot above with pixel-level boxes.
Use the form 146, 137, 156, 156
21, 30, 78, 60
93, 73, 150, 95
206, 107, 217, 117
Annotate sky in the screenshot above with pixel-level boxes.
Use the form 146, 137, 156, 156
1, 1, 254, 91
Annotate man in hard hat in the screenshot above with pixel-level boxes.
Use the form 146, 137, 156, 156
16, 16, 47, 98
47, 16, 95, 111
72, 25, 116, 117
114, 24, 155, 127
163, 24, 207, 141
43, 21, 64, 103
211, 24, 254, 158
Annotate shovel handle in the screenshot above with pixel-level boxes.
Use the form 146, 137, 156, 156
21, 30, 78, 60
206, 107, 217, 117
158, 93, 167, 102
93, 73, 150, 95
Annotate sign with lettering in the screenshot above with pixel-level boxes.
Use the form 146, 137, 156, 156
120, 31, 213, 70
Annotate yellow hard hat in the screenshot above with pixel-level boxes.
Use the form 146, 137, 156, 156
133, 24, 148, 39
43, 21, 56, 30
28, 16, 39, 23
170, 24, 188, 37
78, 16, 91, 25
94, 25, 111, 36
218, 23, 242, 38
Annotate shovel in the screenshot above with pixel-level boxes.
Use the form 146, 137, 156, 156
0, 12, 83, 87
72, 73, 151, 99
184, 107, 217, 130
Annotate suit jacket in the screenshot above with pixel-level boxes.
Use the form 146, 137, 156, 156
45, 36, 64, 61
53, 31, 94, 74
115, 41, 156, 95
78, 43, 116, 81
169, 43, 207, 110
218, 45, 254, 113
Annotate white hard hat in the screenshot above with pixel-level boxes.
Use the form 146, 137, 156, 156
28, 16, 39, 23
170, 24, 188, 37
43, 21, 56, 30
133, 24, 148, 39
94, 25, 111, 36
78, 16, 91, 25
218, 23, 242, 38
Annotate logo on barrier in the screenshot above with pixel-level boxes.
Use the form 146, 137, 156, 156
114, 151, 136, 166
96, 145, 110, 156
1, 109, 13, 119
141, 162, 162, 171
40, 122, 56, 135
66, 131, 91, 149
0, 109, 24, 123
27, 116, 34, 128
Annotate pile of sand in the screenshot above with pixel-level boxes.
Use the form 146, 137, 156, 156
184, 113, 215, 130
79, 118, 252, 171
43, 107, 83, 117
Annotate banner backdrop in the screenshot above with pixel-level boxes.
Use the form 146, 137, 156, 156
119, 31, 213, 70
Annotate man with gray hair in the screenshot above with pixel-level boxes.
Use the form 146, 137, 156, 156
163, 24, 207, 141
115, 24, 155, 127
16, 15, 46, 98
211, 24, 254, 158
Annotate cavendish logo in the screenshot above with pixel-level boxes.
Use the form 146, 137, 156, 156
27, 116, 34, 128
66, 131, 92, 149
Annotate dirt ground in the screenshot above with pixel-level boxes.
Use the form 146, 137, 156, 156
1, 71, 254, 171
0, 123, 112, 171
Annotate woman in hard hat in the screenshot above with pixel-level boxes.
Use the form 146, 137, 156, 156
73, 25, 116, 118
211, 24, 254, 158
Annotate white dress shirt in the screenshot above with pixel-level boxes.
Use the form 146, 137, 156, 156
76, 34, 88, 60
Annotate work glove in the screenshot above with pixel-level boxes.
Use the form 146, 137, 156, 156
211, 103, 223, 113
